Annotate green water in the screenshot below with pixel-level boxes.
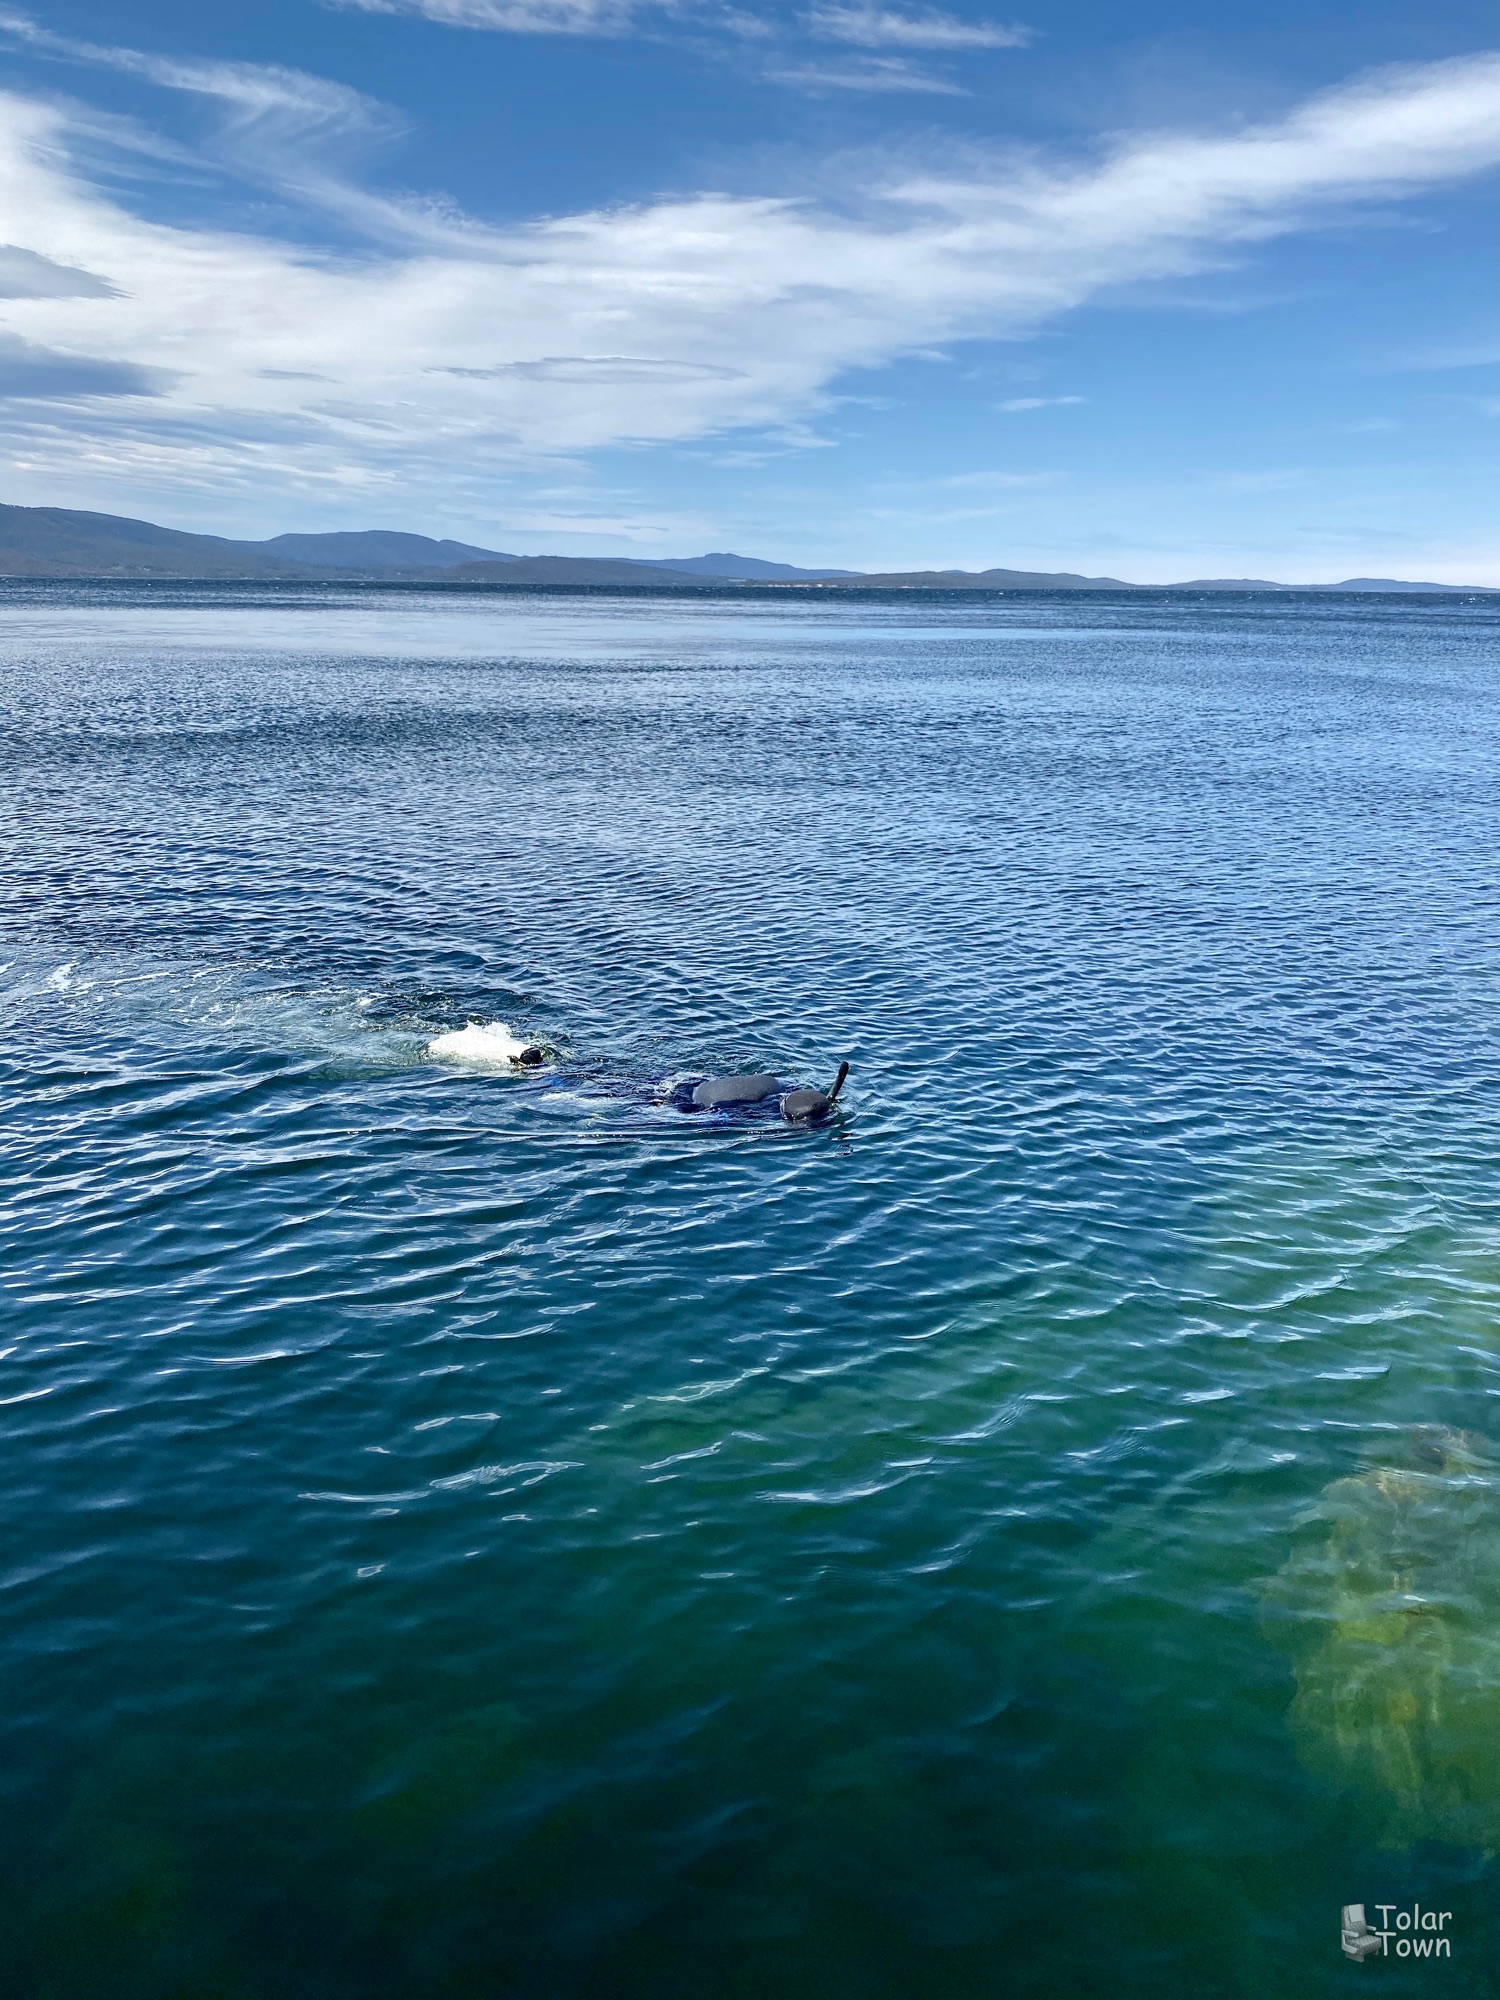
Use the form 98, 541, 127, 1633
2, 583, 1499, 1994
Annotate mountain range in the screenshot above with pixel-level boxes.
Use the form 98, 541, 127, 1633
0, 505, 1491, 592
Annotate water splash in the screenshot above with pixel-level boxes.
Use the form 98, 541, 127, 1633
426, 1021, 535, 1068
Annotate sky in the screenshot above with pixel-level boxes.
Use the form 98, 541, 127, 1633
1, 0, 1499, 579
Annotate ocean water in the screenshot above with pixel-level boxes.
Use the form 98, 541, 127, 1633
3, 581, 1500, 1998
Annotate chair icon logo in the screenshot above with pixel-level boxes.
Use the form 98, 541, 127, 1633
1342, 1907, 1386, 1962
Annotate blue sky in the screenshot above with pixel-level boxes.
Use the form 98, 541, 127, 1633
1, 0, 1499, 578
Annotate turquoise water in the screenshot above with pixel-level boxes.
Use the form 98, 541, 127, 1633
3, 582, 1500, 1997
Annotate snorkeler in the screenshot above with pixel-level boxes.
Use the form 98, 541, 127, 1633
682, 1061, 850, 1122
429, 1021, 849, 1122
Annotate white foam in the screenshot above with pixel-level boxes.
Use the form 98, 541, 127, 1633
427, 1020, 533, 1069
3, 946, 439, 1070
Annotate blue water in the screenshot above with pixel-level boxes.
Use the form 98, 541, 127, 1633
3, 583, 1500, 1997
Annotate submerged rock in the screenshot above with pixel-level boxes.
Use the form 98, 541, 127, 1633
1259, 1427, 1500, 1849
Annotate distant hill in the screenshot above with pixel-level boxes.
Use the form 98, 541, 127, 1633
1325, 577, 1489, 593
260, 531, 518, 569
1176, 576, 1492, 593
647, 552, 862, 580
445, 553, 860, 585
815, 565, 1133, 589
0, 504, 315, 578
826, 569, 1497, 593
820, 568, 1493, 592
0, 504, 1494, 590
0, 507, 835, 583
444, 557, 723, 587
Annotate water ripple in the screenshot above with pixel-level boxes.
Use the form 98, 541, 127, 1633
2, 585, 1499, 1996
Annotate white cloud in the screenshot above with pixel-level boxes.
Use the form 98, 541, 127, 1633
0, 18, 422, 235
343, 0, 1037, 45
1399, 339, 1500, 369
934, 468, 1058, 486
0, 242, 118, 297
996, 394, 1085, 410
439, 356, 749, 381
3, 47, 1500, 518
333, 0, 636, 36
767, 54, 967, 92
807, 6, 1030, 50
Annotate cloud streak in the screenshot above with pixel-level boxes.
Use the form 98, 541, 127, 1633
0, 242, 118, 298
0, 332, 171, 398
2, 48, 1500, 513
807, 7, 1031, 50
766, 54, 968, 92
336, 0, 1032, 47
334, 0, 637, 36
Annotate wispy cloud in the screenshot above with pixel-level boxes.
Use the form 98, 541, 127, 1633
0, 6, 398, 136
934, 468, 1059, 486
0, 10, 411, 223
1396, 339, 1500, 369
0, 242, 118, 298
3, 37, 1500, 517
766, 54, 967, 92
438, 356, 748, 381
807, 6, 1030, 50
996, 394, 1085, 410
0, 332, 172, 398
332, 0, 636, 36
334, 0, 1032, 42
